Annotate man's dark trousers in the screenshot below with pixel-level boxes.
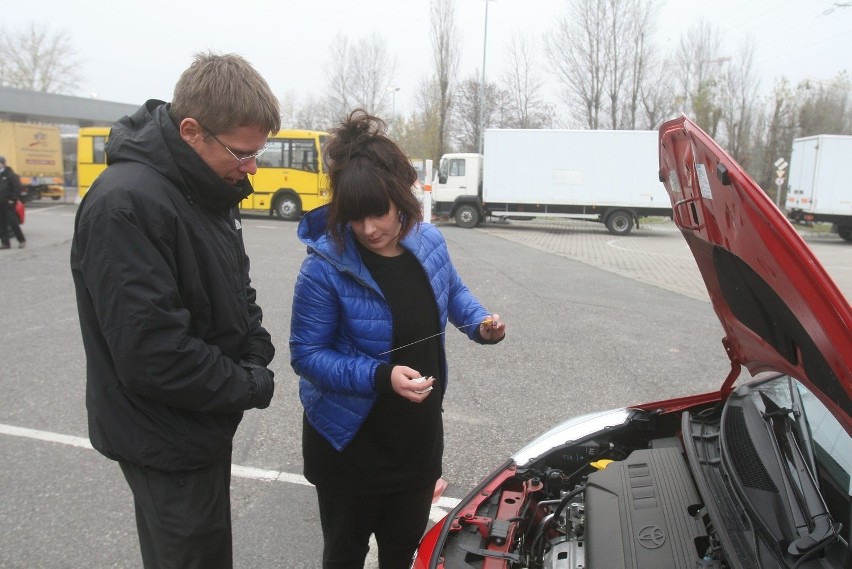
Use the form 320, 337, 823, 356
118, 453, 233, 569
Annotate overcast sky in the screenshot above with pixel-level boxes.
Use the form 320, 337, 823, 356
3, 0, 850, 120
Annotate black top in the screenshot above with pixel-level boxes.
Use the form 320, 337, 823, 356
303, 241, 444, 494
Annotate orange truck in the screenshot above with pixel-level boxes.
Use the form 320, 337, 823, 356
0, 121, 65, 202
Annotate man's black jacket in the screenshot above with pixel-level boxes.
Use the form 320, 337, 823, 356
70, 100, 274, 471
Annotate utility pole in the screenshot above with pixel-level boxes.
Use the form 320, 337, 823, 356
478, 0, 491, 154
387, 86, 400, 134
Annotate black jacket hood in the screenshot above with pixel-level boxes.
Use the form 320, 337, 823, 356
105, 99, 252, 210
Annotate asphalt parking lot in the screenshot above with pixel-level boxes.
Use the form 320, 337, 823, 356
1, 202, 848, 568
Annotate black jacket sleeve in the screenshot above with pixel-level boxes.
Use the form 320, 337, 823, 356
235, 208, 274, 367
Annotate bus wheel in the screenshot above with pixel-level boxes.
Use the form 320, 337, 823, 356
605, 210, 634, 235
275, 194, 301, 221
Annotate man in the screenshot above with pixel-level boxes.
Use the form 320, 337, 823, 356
70, 52, 280, 569
0, 155, 26, 249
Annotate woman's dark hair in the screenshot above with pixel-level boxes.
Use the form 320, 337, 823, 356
324, 109, 422, 248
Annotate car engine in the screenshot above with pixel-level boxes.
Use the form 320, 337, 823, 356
439, 434, 727, 569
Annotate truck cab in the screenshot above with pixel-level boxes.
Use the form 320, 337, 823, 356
431, 153, 484, 228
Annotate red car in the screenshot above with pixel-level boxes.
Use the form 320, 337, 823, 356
412, 116, 852, 569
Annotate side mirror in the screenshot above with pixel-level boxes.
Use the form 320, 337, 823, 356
438, 174, 447, 184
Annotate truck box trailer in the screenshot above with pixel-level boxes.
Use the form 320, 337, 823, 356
431, 129, 671, 234
785, 134, 852, 242
0, 121, 65, 202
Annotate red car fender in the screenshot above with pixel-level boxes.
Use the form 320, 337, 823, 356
412, 518, 446, 569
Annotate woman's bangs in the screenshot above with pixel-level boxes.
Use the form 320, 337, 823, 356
336, 171, 391, 222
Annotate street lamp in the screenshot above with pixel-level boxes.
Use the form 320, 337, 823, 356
478, 0, 492, 154
387, 86, 400, 132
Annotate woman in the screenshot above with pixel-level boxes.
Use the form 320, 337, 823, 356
289, 109, 506, 568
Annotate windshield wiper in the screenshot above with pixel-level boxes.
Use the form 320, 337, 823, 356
787, 376, 820, 488
761, 397, 842, 556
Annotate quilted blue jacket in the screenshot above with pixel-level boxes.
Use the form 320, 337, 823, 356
290, 205, 491, 451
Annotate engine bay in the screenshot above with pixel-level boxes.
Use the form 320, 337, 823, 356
437, 411, 728, 569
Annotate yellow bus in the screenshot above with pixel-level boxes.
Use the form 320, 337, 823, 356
75, 127, 329, 220
249, 129, 329, 220
76, 126, 110, 204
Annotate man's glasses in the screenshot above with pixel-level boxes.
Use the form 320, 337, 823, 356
200, 124, 268, 164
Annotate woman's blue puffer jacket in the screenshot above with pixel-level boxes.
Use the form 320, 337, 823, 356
289, 206, 491, 451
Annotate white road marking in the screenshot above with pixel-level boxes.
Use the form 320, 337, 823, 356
0, 423, 94, 449
0, 422, 461, 521
22, 205, 68, 214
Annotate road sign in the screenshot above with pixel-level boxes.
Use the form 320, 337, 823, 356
776, 177, 786, 186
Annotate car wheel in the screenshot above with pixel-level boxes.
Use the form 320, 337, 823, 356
275, 194, 301, 221
838, 226, 852, 242
605, 210, 634, 235
454, 205, 479, 229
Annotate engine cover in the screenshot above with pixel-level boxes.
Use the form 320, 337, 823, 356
584, 447, 709, 568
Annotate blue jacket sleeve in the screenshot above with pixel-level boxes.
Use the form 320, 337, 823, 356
289, 254, 383, 396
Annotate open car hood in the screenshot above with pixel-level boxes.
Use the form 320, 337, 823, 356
658, 116, 852, 434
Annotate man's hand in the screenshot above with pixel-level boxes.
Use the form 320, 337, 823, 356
242, 362, 275, 409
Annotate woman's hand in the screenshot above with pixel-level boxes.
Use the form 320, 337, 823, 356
479, 313, 506, 342
390, 366, 436, 403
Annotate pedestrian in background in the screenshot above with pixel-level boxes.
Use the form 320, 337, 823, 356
290, 109, 506, 568
69, 52, 279, 569
0, 155, 26, 249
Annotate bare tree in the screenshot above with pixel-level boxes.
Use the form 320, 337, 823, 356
547, 0, 655, 129
673, 19, 726, 136
639, 58, 679, 129
326, 33, 354, 122
0, 23, 82, 93
748, 72, 851, 202
351, 33, 399, 115
615, 0, 658, 129
295, 96, 334, 132
796, 72, 852, 137
752, 78, 798, 198
453, 75, 502, 152
718, 38, 761, 167
396, 77, 443, 165
430, 0, 461, 161
500, 34, 554, 129
547, 0, 609, 128
325, 32, 398, 121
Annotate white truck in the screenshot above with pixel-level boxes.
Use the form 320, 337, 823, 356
431, 129, 671, 234
785, 134, 852, 242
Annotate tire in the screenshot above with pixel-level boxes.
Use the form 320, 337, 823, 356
605, 210, 634, 235
275, 193, 301, 221
454, 205, 479, 229
838, 226, 852, 242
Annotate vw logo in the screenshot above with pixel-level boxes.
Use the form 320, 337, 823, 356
637, 525, 666, 549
